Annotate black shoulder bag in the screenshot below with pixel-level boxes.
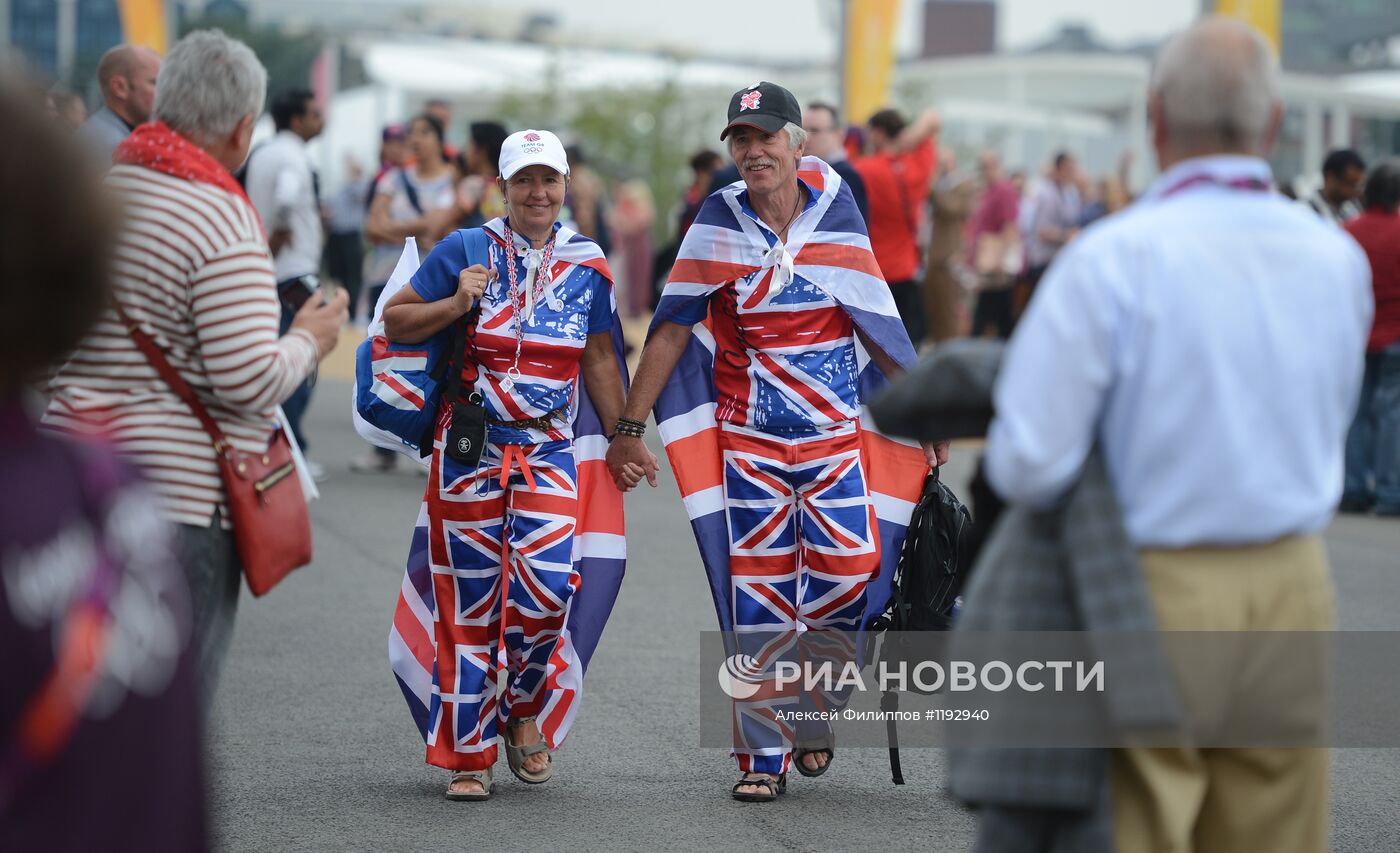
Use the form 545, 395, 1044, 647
442, 301, 487, 468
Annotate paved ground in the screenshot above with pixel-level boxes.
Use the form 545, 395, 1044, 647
209, 378, 1400, 852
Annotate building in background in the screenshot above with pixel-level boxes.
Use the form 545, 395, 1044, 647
921, 0, 995, 59
1279, 0, 1400, 73
4, 0, 125, 84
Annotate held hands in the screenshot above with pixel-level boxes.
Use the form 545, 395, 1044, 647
606, 435, 660, 492
454, 264, 497, 315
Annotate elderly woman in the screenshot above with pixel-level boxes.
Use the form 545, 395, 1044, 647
43, 30, 348, 692
383, 129, 643, 800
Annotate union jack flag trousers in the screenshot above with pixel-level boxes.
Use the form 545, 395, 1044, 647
424, 434, 581, 772
722, 420, 879, 775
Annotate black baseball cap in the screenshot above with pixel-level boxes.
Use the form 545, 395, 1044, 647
720, 81, 802, 141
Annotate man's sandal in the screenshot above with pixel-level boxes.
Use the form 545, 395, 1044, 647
731, 773, 787, 803
445, 768, 494, 801
504, 716, 553, 784
794, 734, 835, 778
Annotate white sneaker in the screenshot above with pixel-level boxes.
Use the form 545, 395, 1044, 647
304, 458, 328, 482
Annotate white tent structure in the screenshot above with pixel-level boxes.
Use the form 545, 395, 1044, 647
874, 52, 1400, 188
313, 36, 773, 188
313, 36, 1400, 193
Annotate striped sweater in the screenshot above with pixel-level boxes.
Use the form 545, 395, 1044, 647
44, 164, 319, 529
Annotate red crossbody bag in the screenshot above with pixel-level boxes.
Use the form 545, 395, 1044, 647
113, 303, 312, 596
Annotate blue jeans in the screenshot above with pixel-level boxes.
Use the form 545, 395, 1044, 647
278, 300, 313, 453
1343, 340, 1400, 512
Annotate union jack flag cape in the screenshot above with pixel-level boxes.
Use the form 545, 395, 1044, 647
385, 221, 628, 749
650, 156, 928, 635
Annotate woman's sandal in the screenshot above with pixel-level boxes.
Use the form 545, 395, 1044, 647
794, 734, 835, 778
504, 716, 554, 784
731, 773, 788, 803
445, 768, 494, 801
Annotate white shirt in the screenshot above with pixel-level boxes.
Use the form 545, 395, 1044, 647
245, 130, 323, 281
1301, 189, 1361, 227
985, 155, 1373, 548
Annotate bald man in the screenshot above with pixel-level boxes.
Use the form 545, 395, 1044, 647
79, 44, 161, 165
982, 15, 1370, 852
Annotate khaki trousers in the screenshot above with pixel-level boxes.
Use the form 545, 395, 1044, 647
1112, 535, 1334, 853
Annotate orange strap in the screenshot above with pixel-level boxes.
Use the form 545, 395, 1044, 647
498, 444, 538, 492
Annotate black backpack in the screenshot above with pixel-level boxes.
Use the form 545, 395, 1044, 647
868, 468, 974, 784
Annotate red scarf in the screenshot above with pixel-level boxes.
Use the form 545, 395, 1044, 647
113, 122, 256, 211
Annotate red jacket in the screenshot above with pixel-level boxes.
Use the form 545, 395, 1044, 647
854, 139, 934, 283
1345, 209, 1400, 353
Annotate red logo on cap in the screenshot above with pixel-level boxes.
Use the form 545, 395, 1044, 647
740, 90, 762, 111
524, 132, 541, 142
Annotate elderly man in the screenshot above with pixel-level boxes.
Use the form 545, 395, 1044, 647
46, 30, 348, 692
984, 17, 1371, 852
606, 81, 942, 802
78, 43, 160, 164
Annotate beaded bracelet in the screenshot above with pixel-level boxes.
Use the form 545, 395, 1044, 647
614, 417, 647, 438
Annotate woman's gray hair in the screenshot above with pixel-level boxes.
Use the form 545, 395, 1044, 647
1150, 16, 1279, 154
153, 29, 267, 146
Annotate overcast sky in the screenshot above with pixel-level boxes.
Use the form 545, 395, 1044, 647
505, 0, 1201, 60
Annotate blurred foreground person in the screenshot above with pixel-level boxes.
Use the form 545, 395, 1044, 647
44, 30, 347, 694
53, 91, 87, 130
0, 69, 207, 852
983, 17, 1370, 853
1342, 161, 1400, 517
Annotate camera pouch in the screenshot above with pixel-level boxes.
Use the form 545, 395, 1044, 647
446, 399, 487, 468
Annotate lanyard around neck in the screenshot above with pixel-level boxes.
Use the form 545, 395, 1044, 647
1159, 173, 1271, 199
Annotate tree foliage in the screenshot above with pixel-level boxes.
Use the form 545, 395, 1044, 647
496, 68, 724, 241
178, 10, 323, 110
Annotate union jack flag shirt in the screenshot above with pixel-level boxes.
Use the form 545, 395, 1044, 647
670, 182, 862, 433
410, 219, 615, 444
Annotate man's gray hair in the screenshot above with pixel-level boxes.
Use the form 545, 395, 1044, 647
726, 121, 808, 156
153, 29, 266, 146
783, 121, 808, 151
1150, 15, 1279, 154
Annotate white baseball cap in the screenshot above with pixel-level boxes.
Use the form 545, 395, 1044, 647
498, 129, 570, 180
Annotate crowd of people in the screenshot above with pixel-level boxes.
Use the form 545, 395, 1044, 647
3, 12, 1399, 852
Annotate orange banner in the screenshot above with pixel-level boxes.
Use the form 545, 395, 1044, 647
843, 0, 902, 127
118, 0, 168, 54
1215, 0, 1281, 54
